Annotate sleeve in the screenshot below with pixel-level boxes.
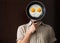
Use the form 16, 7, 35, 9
49, 26, 57, 43
17, 26, 24, 41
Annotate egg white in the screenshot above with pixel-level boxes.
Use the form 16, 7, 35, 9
29, 4, 42, 18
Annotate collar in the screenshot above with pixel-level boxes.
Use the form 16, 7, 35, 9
27, 20, 43, 32
27, 20, 42, 27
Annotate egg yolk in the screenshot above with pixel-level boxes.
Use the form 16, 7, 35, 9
31, 8, 35, 12
37, 8, 42, 12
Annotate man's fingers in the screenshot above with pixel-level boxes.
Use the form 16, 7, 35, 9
31, 20, 37, 26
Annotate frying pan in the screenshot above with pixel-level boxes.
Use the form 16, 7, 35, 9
26, 1, 46, 20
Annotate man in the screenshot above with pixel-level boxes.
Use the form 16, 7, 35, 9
16, 19, 56, 43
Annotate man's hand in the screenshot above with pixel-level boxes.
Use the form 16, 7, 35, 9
27, 22, 38, 34
17, 21, 39, 43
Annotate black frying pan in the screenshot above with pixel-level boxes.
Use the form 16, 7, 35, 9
26, 1, 46, 20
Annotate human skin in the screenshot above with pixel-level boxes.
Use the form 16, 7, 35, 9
17, 20, 40, 43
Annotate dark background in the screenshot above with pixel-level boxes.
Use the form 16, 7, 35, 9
0, 0, 60, 43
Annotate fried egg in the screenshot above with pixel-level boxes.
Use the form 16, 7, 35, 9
29, 4, 42, 18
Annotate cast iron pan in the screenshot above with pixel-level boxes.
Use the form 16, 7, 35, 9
26, 1, 46, 20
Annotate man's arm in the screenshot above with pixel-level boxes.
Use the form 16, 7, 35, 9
48, 25, 57, 43
17, 22, 37, 43
17, 31, 32, 43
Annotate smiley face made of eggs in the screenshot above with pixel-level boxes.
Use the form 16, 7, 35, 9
26, 1, 46, 20
29, 4, 42, 18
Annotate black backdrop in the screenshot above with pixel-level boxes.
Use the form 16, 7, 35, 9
0, 0, 59, 43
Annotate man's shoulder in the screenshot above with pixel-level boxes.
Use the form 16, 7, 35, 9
18, 24, 27, 28
40, 22, 53, 30
39, 23, 55, 35
17, 23, 28, 31
43, 23, 53, 28
42, 23, 53, 31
